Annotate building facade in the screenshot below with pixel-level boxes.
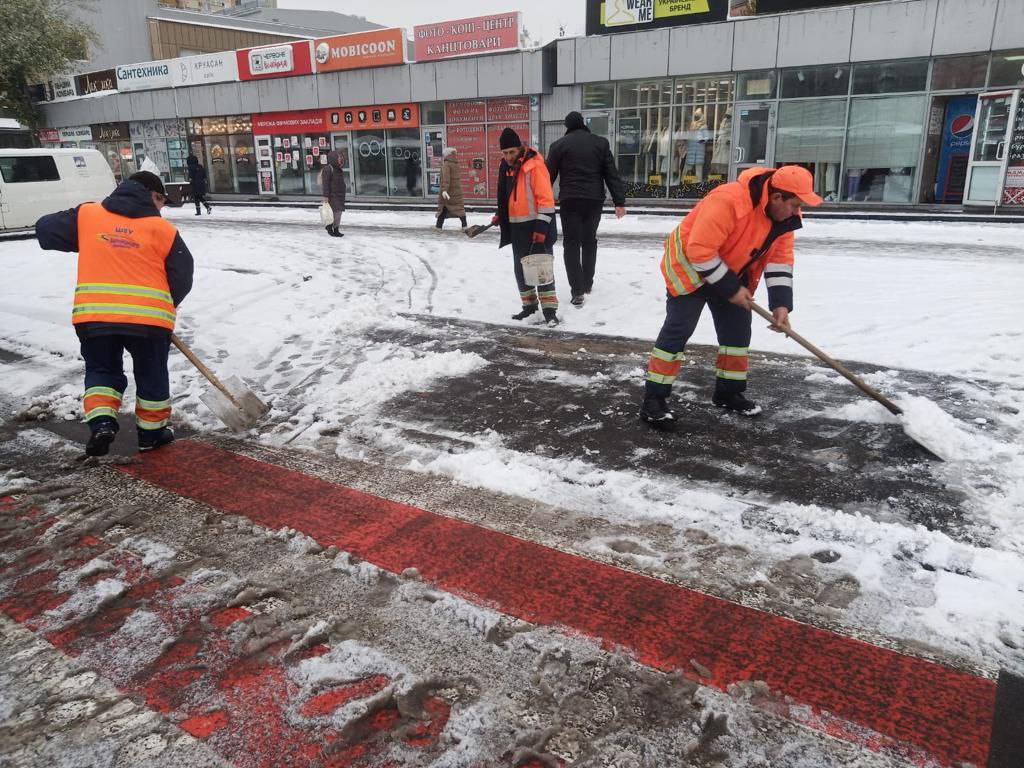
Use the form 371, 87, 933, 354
34, 0, 1024, 209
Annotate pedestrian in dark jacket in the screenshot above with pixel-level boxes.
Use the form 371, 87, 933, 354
321, 150, 346, 237
35, 171, 195, 456
546, 111, 627, 306
186, 154, 211, 215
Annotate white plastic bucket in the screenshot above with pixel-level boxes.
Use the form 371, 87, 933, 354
521, 252, 554, 286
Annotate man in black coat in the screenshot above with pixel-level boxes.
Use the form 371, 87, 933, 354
186, 154, 212, 216
546, 111, 626, 306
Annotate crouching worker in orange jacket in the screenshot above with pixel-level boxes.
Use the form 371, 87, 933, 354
640, 165, 822, 425
36, 171, 194, 456
490, 127, 561, 327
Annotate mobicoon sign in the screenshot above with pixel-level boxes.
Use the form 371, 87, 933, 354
313, 29, 406, 72
116, 61, 172, 92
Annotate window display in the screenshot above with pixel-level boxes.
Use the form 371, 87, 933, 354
843, 95, 926, 202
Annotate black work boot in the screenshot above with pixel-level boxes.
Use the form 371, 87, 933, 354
543, 308, 560, 327
639, 396, 675, 426
511, 303, 538, 320
85, 424, 117, 457
325, 224, 334, 235
570, 294, 584, 307
712, 391, 762, 417
139, 428, 175, 452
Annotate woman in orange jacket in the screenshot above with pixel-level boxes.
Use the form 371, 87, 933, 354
641, 165, 822, 424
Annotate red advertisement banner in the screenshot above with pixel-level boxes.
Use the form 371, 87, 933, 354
445, 124, 489, 199
252, 110, 327, 135
314, 28, 406, 72
486, 122, 530, 199
445, 100, 487, 125
414, 12, 520, 62
237, 41, 314, 81
486, 96, 530, 123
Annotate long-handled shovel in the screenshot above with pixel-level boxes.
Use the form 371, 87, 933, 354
750, 302, 946, 460
464, 222, 495, 238
171, 334, 269, 432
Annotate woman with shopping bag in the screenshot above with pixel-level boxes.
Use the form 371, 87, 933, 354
435, 147, 466, 230
320, 150, 346, 237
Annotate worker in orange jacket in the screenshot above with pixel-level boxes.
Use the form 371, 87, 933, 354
36, 171, 194, 456
490, 127, 560, 326
640, 165, 822, 425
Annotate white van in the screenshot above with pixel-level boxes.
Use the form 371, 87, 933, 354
0, 149, 116, 232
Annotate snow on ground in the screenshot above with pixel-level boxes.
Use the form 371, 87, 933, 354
1, 207, 1023, 677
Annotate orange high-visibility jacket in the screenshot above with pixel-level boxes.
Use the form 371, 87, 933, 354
661, 167, 801, 309
506, 149, 556, 227
73, 203, 180, 330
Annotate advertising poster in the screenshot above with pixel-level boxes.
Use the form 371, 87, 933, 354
236, 41, 313, 80
935, 95, 977, 203
445, 100, 487, 125
486, 97, 530, 124
414, 13, 520, 62
1001, 97, 1024, 205
445, 124, 488, 199
486, 123, 530, 199
728, 0, 883, 16
587, 0, 726, 35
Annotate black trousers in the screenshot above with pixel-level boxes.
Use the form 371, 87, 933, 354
193, 193, 210, 213
558, 199, 604, 296
645, 287, 752, 399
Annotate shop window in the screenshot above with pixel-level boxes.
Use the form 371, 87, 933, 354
776, 100, 846, 203
582, 83, 615, 109
674, 77, 735, 106
202, 117, 228, 135
988, 50, 1024, 88
0, 155, 59, 183
669, 103, 731, 198
851, 60, 928, 95
616, 80, 672, 109
615, 106, 670, 198
227, 114, 252, 134
780, 65, 849, 99
353, 129, 388, 196
930, 55, 987, 91
421, 101, 445, 125
387, 128, 422, 196
842, 95, 926, 203
737, 70, 777, 100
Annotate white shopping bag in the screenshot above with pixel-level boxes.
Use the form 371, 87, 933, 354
319, 202, 333, 226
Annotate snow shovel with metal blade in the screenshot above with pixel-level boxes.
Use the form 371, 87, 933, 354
749, 302, 946, 461
465, 222, 495, 238
171, 334, 269, 432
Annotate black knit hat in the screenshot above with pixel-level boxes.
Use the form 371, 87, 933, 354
128, 170, 166, 197
498, 127, 522, 149
564, 111, 586, 131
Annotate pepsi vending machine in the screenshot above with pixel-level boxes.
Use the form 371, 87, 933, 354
935, 96, 977, 203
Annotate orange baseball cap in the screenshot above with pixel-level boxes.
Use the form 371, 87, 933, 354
771, 165, 823, 206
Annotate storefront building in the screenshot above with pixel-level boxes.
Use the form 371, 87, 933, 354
34, 0, 1024, 209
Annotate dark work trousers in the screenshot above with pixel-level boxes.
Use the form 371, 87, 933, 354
435, 207, 467, 228
80, 332, 172, 437
644, 286, 752, 399
194, 193, 211, 214
511, 227, 558, 310
558, 199, 604, 296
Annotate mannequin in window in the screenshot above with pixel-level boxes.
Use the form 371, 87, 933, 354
644, 125, 671, 179
682, 109, 708, 182
673, 125, 688, 185
711, 111, 731, 177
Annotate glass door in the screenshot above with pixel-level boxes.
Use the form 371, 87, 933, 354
964, 91, 1018, 205
353, 130, 387, 196
330, 133, 354, 191
229, 134, 258, 194
731, 102, 775, 180
583, 110, 613, 142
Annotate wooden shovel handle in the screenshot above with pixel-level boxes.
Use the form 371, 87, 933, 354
750, 302, 903, 416
170, 333, 244, 410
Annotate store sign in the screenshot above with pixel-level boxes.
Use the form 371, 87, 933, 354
92, 122, 131, 142
171, 51, 239, 87
486, 97, 529, 123
314, 28, 405, 72
728, 0, 883, 17
445, 100, 487, 125
37, 128, 60, 143
237, 41, 313, 80
413, 13, 520, 62
51, 75, 77, 100
59, 125, 93, 143
587, 0, 725, 34
252, 110, 327, 135
325, 103, 419, 131
76, 69, 117, 95
116, 61, 172, 92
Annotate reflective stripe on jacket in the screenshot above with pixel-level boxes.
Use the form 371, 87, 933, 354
661, 167, 800, 306
73, 202, 179, 330
506, 149, 556, 226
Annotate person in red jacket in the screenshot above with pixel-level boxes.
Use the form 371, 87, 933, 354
490, 127, 561, 326
640, 165, 822, 425
35, 171, 194, 456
